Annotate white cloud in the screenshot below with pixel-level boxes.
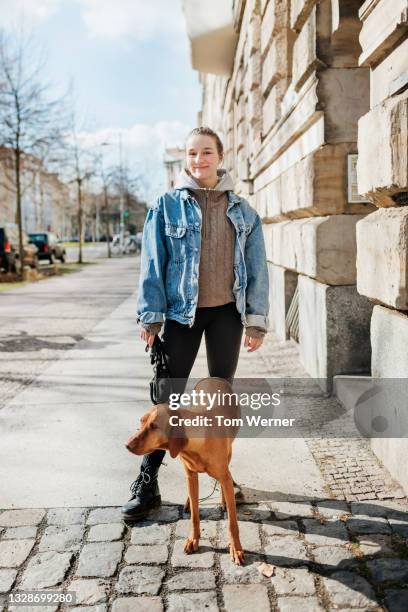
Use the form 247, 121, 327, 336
0, 0, 60, 28
76, 0, 186, 41
77, 120, 189, 202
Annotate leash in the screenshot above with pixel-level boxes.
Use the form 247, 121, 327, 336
145, 336, 219, 502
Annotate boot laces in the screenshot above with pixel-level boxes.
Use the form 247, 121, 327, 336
130, 468, 151, 497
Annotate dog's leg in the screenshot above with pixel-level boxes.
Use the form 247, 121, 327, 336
220, 485, 226, 512
220, 470, 244, 565
183, 468, 200, 554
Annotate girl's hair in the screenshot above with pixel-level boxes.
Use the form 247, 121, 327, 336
186, 126, 224, 157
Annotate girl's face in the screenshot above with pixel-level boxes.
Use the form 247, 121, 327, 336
185, 134, 222, 186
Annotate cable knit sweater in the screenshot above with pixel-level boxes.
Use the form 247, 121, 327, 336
143, 169, 266, 340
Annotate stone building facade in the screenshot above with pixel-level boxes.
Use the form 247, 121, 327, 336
183, 0, 408, 487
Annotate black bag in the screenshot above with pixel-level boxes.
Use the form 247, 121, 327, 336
147, 335, 173, 405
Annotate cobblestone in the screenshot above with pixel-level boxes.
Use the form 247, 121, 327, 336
0, 509, 45, 527
47, 507, 88, 525
20, 551, 73, 589
70, 578, 110, 605
76, 542, 123, 578
2, 526, 37, 539
116, 565, 165, 595
366, 558, 408, 583
0, 539, 35, 567
265, 537, 309, 567
171, 539, 214, 568
166, 569, 216, 591
322, 571, 378, 608
112, 597, 163, 612
270, 567, 315, 595
303, 519, 349, 545
167, 591, 218, 611
38, 524, 84, 552
130, 522, 171, 545
88, 523, 124, 542
346, 514, 391, 535
384, 589, 408, 612
0, 568, 17, 592
125, 544, 168, 564
1, 499, 408, 609
223, 584, 269, 611
277, 596, 324, 611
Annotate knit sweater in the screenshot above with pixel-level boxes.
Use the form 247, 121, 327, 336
143, 169, 266, 339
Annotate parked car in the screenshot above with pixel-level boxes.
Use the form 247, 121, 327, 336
0, 223, 39, 273
28, 232, 66, 263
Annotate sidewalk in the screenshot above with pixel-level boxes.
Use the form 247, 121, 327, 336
1, 258, 408, 610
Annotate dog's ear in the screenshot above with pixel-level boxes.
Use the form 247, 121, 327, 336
167, 406, 187, 458
167, 432, 187, 458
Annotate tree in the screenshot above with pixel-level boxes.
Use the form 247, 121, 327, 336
0, 29, 66, 276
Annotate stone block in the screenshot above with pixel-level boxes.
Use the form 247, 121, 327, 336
278, 597, 324, 611
116, 566, 164, 596
321, 571, 378, 608
0, 509, 45, 527
130, 522, 171, 545
167, 592, 218, 612
298, 277, 373, 392
357, 93, 408, 206
265, 537, 309, 566
47, 508, 87, 525
112, 598, 163, 612
359, 0, 408, 67
262, 30, 295, 95
292, 7, 317, 91
76, 542, 123, 578
267, 262, 297, 341
20, 551, 73, 589
38, 525, 84, 552
371, 38, 408, 107
125, 545, 168, 565
261, 0, 276, 55
271, 567, 315, 595
70, 579, 110, 605
223, 584, 270, 611
356, 207, 408, 309
0, 539, 35, 567
166, 570, 215, 591
290, 0, 316, 31
370, 305, 408, 495
88, 523, 124, 542
262, 83, 280, 135
267, 215, 365, 285
0, 568, 17, 592
318, 68, 370, 144
171, 540, 214, 569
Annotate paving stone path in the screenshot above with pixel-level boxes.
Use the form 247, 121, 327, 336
1, 499, 408, 611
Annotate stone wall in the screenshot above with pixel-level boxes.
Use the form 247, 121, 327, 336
354, 0, 408, 491
198, 0, 376, 391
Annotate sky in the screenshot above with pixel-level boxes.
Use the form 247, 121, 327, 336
0, 0, 202, 202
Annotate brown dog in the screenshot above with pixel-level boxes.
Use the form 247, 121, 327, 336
126, 377, 244, 565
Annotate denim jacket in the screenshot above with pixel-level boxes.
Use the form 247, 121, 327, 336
136, 185, 270, 331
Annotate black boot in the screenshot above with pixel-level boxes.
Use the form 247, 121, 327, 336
121, 464, 162, 521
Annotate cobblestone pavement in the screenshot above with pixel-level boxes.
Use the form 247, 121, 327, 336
0, 257, 139, 407
1, 500, 408, 611
258, 334, 406, 503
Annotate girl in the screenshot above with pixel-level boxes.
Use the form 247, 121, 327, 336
122, 127, 269, 521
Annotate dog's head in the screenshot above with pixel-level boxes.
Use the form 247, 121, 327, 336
125, 403, 187, 458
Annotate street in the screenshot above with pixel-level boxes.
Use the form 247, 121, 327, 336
1, 257, 408, 610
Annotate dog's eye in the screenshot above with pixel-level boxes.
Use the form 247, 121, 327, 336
149, 422, 158, 430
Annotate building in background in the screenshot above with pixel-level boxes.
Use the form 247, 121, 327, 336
183, 0, 408, 490
0, 148, 74, 237
164, 147, 185, 189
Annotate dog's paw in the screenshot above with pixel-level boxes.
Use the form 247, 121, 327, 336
183, 537, 199, 554
229, 544, 245, 566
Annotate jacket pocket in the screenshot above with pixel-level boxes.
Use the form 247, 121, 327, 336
164, 223, 187, 238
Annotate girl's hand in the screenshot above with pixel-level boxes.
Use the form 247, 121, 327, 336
244, 333, 264, 352
140, 328, 156, 348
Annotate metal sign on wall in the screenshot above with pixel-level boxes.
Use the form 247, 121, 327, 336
347, 154, 371, 204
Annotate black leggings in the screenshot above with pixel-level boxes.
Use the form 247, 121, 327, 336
141, 301, 244, 470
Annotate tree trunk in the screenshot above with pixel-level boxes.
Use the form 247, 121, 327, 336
15, 150, 24, 280
77, 178, 83, 264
